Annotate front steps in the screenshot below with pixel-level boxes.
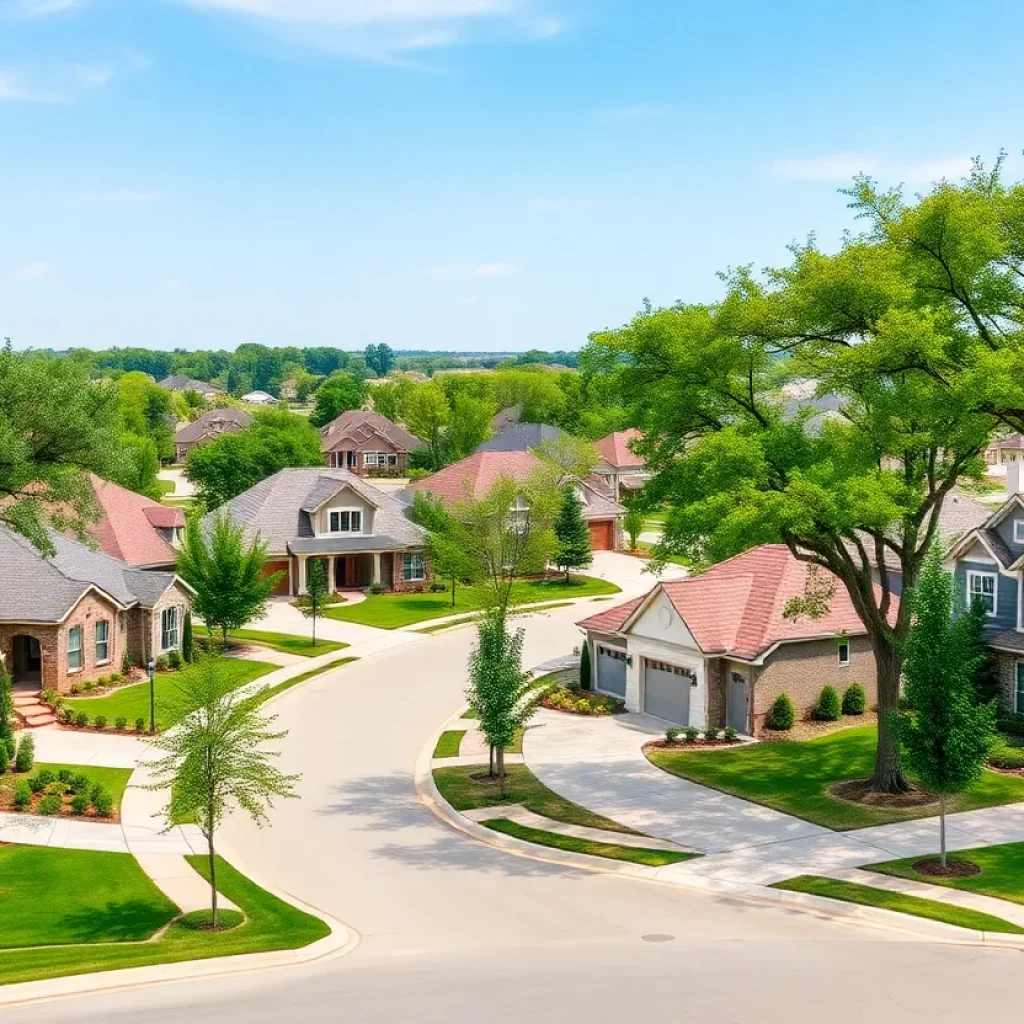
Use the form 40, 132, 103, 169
13, 691, 56, 729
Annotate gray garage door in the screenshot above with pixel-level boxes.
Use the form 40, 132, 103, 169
596, 645, 627, 697
643, 659, 693, 724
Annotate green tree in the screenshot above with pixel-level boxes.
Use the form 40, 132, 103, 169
365, 343, 395, 378
144, 656, 299, 926
623, 506, 644, 550
534, 434, 598, 481
117, 372, 175, 462
369, 379, 407, 423
963, 598, 1002, 705
895, 547, 996, 867
301, 558, 328, 646
111, 432, 162, 500
579, 641, 592, 691
403, 383, 450, 470
182, 610, 195, 663
176, 513, 283, 645
553, 486, 591, 580
309, 373, 369, 427
0, 660, 14, 751
410, 493, 481, 606
443, 393, 493, 462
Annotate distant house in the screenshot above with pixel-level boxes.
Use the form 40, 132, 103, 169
578, 544, 894, 734
241, 390, 277, 406
174, 407, 253, 463
475, 423, 567, 453
214, 468, 430, 596
158, 375, 221, 399
320, 410, 423, 477
408, 450, 625, 550
82, 475, 184, 569
593, 429, 649, 499
0, 527, 192, 695
986, 433, 1024, 466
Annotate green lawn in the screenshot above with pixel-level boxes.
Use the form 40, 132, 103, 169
433, 730, 465, 758
0, 854, 331, 986
257, 656, 359, 705
433, 763, 638, 834
482, 818, 697, 867
647, 725, 1024, 830
0, 847, 179, 949
869, 842, 1024, 906
156, 479, 176, 497
222, 629, 348, 658
63, 658, 277, 732
325, 575, 621, 629
772, 875, 1024, 934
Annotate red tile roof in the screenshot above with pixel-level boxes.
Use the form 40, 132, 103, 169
407, 451, 542, 504
87, 475, 183, 566
578, 544, 894, 660
595, 429, 645, 469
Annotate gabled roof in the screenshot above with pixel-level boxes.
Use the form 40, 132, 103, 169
241, 390, 277, 403
300, 475, 382, 514
159, 375, 220, 396
475, 423, 566, 453
175, 407, 252, 444
578, 544, 893, 661
86, 475, 183, 567
319, 410, 423, 453
595, 429, 645, 470
946, 492, 1024, 570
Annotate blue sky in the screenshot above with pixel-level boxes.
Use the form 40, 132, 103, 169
2, 0, 1022, 353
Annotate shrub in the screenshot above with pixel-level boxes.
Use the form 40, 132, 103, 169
167, 650, 183, 670
38, 794, 63, 816
0, 739, 9, 772
685, 726, 700, 743
368, 581, 387, 595
96, 676, 108, 687
182, 610, 194, 663
57, 768, 73, 784
988, 745, 1024, 770
71, 792, 90, 814
75, 712, 89, 729
92, 787, 113, 817
83, 680, 95, 692
36, 767, 56, 787
13, 780, 31, 810
44, 781, 67, 797
134, 717, 146, 733
998, 711, 1024, 738
115, 716, 127, 731
428, 581, 447, 593
155, 654, 170, 672
665, 726, 683, 744
842, 683, 867, 716
94, 715, 108, 730
14, 733, 33, 770
768, 693, 795, 731
40, 688, 58, 706
815, 685, 842, 722
110, 672, 122, 684
704, 726, 719, 740
122, 651, 134, 675
724, 726, 737, 742
61, 706, 76, 724
579, 642, 592, 691
28, 774, 48, 794
69, 773, 90, 795
70, 683, 82, 696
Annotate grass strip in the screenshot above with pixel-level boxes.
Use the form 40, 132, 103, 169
433, 763, 638, 835
482, 818, 697, 867
460, 708, 478, 720
771, 875, 1024, 934
222, 629, 348, 657
433, 730, 465, 758
257, 657, 359, 704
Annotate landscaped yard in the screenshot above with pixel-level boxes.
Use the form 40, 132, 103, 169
219, 629, 348, 658
0, 763, 133, 819
433, 763, 637, 834
647, 725, 1024, 830
62, 657, 277, 732
324, 574, 621, 629
0, 852, 331, 985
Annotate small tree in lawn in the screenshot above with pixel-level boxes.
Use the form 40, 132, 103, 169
896, 546, 996, 869
553, 486, 591, 582
301, 558, 328, 646
623, 507, 644, 551
144, 657, 299, 927
410, 492, 480, 607
176, 512, 283, 647
466, 609, 542, 792
182, 611, 195, 664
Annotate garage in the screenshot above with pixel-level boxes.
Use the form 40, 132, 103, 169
643, 659, 694, 724
595, 644, 627, 697
588, 519, 614, 550
264, 559, 292, 596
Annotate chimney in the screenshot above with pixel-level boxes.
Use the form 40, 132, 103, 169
1007, 457, 1021, 497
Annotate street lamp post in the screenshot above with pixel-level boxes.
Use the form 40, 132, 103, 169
148, 659, 156, 734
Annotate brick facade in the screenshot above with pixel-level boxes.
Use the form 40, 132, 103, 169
994, 652, 1021, 714
324, 435, 410, 477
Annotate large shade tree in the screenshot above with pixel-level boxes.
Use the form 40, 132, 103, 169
588, 158, 1024, 792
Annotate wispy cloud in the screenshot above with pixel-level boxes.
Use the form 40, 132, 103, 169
1, 0, 89, 16
428, 261, 520, 277
770, 152, 974, 184
14, 261, 52, 280
0, 49, 149, 104
78, 189, 166, 204
0, 70, 65, 103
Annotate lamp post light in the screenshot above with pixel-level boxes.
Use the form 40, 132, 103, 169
148, 659, 156, 734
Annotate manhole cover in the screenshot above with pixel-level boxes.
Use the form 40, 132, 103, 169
641, 933, 675, 943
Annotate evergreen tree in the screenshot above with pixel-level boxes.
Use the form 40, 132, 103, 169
553, 486, 591, 581
579, 642, 592, 691
896, 547, 997, 868
963, 598, 1002, 705
0, 660, 14, 750
182, 611, 195, 663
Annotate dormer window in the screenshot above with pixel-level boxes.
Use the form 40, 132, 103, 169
1014, 520, 1024, 544
328, 509, 362, 533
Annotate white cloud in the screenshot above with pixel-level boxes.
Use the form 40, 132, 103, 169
0, 70, 65, 103
428, 261, 520, 277
770, 152, 973, 184
14, 261, 52, 280
2, 0, 88, 15
79, 189, 166, 203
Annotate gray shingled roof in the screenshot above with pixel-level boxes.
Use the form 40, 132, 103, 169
215, 468, 425, 554
476, 423, 567, 453
175, 408, 252, 444
159, 375, 220, 396
0, 527, 178, 624
319, 410, 423, 453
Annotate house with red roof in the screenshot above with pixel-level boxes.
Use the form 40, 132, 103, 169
320, 410, 423, 477
593, 429, 649, 499
84, 475, 185, 570
577, 544, 893, 734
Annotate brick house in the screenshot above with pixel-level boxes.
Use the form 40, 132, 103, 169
593, 429, 650, 500
0, 526, 192, 694
577, 544, 892, 734
319, 410, 423, 477
213, 467, 431, 596
174, 407, 252, 463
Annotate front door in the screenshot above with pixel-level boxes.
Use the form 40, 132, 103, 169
727, 671, 749, 733
643, 659, 693, 724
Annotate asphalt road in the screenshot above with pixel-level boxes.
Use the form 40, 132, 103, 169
8, 605, 1024, 1022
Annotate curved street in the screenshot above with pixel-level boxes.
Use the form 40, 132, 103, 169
9, 603, 1024, 1023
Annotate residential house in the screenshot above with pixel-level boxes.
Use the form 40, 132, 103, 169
0, 527, 192, 694
475, 423, 566, 453
241, 390, 277, 405
407, 450, 626, 550
985, 433, 1024, 466
319, 410, 424, 477
158, 375, 221, 399
593, 429, 649, 499
82, 475, 184, 569
174, 407, 253, 463
578, 544, 892, 734
214, 467, 430, 596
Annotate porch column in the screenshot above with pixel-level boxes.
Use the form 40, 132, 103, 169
297, 555, 308, 595
327, 555, 337, 593
372, 552, 381, 585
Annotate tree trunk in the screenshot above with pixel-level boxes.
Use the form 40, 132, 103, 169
496, 745, 506, 797
312, 610, 317, 647
206, 821, 218, 929
451, 577, 456, 607
870, 638, 910, 794
489, 744, 495, 777
939, 793, 947, 868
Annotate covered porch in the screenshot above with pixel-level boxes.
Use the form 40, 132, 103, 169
294, 551, 394, 596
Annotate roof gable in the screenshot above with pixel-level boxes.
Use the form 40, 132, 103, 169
595, 429, 645, 469
320, 410, 422, 452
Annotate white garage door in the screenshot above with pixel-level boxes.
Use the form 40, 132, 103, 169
643, 659, 694, 724
596, 645, 627, 697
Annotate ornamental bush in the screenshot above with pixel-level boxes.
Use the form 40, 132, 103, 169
28, 774, 47, 794
69, 773, 90, 795
842, 683, 867, 716
115, 716, 127, 731
815, 685, 842, 722
685, 726, 700, 743
768, 693, 795, 730
38, 794, 62, 816
35, 767, 55, 788
94, 715, 108, 730
988, 745, 1024, 770
665, 726, 683, 744
71, 792, 90, 815
57, 768, 73, 784
724, 726, 737, 742
13, 780, 31, 810
0, 740, 9, 773
92, 787, 113, 817
75, 712, 89, 729
704, 726, 719, 740
167, 650, 182, 670
134, 717, 146, 732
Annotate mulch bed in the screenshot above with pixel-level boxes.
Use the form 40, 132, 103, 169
644, 739, 742, 752
912, 858, 982, 878
0, 789, 119, 823
761, 711, 878, 743
828, 777, 938, 809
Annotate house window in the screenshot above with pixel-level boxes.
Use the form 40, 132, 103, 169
1015, 521, 1024, 544
67, 626, 82, 672
328, 510, 362, 533
363, 452, 397, 468
95, 620, 110, 664
402, 552, 425, 581
837, 641, 850, 667
508, 497, 530, 535
161, 607, 179, 651
1017, 662, 1024, 714
967, 571, 998, 616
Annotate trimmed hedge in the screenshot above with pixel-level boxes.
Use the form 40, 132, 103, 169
842, 683, 867, 715
815, 685, 842, 722
768, 693, 795, 730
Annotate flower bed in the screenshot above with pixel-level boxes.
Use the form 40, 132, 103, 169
0, 764, 128, 821
541, 687, 624, 716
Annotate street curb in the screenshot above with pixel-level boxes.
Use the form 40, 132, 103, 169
0, 839, 360, 1009
414, 706, 1024, 952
